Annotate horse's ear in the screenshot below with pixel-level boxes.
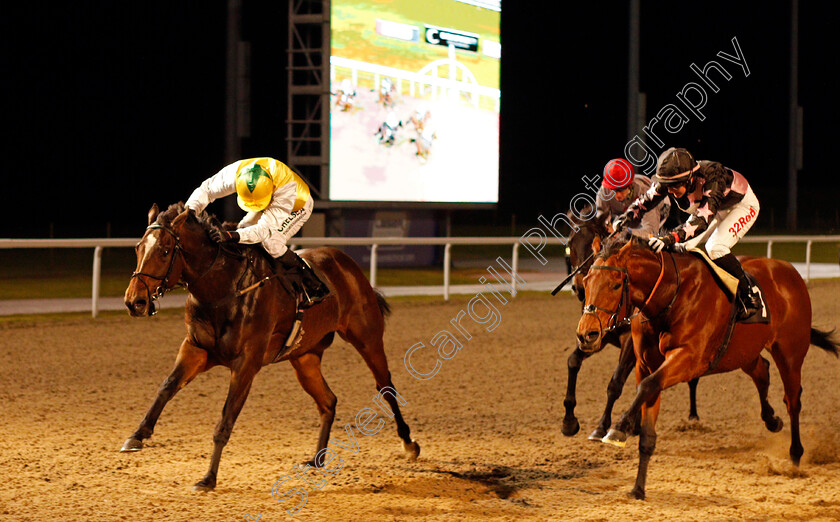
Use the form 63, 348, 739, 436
171, 208, 191, 229
598, 211, 610, 229
592, 235, 602, 254
147, 204, 160, 226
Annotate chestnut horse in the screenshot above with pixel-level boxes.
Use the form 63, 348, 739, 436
122, 203, 420, 491
562, 213, 699, 441
577, 234, 838, 500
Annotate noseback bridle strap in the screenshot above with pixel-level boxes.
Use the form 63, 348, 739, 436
583, 251, 682, 336
129, 224, 184, 314
582, 265, 632, 334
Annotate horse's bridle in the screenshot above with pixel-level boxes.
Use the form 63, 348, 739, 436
129, 224, 184, 315
582, 265, 633, 335
582, 251, 682, 337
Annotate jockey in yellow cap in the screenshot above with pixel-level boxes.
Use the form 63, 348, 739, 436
185, 157, 329, 308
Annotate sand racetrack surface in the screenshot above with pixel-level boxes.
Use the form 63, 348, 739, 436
2, 279, 840, 521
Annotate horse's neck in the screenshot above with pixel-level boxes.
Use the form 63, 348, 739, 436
183, 247, 253, 303
629, 251, 720, 318
628, 252, 679, 313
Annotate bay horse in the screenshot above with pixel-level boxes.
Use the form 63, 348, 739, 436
122, 203, 420, 491
561, 212, 699, 441
576, 234, 838, 499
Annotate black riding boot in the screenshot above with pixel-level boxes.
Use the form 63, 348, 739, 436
712, 253, 759, 321
277, 249, 330, 308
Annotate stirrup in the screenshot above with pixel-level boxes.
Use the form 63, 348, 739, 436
298, 286, 327, 309
736, 295, 758, 321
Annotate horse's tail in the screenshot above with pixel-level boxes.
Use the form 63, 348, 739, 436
810, 327, 840, 357
374, 288, 392, 319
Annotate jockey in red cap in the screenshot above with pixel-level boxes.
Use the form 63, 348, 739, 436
598, 158, 670, 238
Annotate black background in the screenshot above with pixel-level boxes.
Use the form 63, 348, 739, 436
3, 1, 837, 238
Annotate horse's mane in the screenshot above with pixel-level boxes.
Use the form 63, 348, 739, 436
569, 204, 609, 238
155, 202, 264, 260
597, 230, 647, 260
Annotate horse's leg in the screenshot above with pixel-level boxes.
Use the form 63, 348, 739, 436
603, 347, 695, 447
687, 377, 700, 421
343, 332, 420, 460
289, 351, 339, 466
741, 355, 783, 432
769, 343, 805, 465
589, 334, 636, 441
629, 392, 661, 500
193, 361, 259, 491
562, 347, 591, 437
121, 339, 208, 452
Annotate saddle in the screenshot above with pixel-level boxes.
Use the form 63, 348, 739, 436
688, 248, 770, 325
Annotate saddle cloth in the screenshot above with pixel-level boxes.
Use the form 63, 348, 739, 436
688, 248, 770, 324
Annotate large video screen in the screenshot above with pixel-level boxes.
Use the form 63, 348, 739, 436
329, 0, 501, 203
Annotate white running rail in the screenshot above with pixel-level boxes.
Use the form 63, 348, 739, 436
1, 235, 838, 317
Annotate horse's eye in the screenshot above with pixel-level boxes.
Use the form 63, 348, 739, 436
612, 282, 621, 290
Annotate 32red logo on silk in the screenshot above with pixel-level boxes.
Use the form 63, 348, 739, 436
729, 207, 757, 238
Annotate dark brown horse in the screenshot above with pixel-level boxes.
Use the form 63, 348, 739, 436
122, 203, 420, 491
561, 213, 699, 441
576, 234, 838, 499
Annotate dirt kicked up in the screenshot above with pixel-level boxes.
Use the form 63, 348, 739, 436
1, 279, 839, 521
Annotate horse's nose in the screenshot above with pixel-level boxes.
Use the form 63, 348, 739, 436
577, 330, 600, 350
126, 298, 148, 317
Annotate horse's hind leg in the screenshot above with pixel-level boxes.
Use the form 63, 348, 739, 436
741, 354, 783, 433
121, 339, 208, 452
289, 350, 338, 466
562, 347, 591, 437
769, 342, 805, 465
687, 377, 700, 421
342, 331, 420, 460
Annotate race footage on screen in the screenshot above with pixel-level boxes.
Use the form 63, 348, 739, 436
329, 0, 501, 203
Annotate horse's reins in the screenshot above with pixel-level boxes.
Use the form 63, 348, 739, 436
638, 251, 681, 322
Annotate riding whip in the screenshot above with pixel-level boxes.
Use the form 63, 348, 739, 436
550, 229, 619, 296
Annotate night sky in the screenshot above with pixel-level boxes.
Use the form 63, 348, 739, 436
3, 1, 837, 238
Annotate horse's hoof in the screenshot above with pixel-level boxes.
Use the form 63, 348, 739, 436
588, 427, 607, 442
403, 439, 420, 461
192, 479, 216, 492
120, 437, 143, 452
602, 428, 627, 448
688, 414, 700, 421
766, 416, 784, 433
628, 486, 646, 500
561, 418, 580, 437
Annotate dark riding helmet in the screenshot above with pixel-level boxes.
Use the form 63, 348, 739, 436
652, 147, 699, 186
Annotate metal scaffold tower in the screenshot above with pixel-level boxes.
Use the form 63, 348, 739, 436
287, 0, 330, 199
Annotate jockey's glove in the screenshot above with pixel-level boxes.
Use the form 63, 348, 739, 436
648, 234, 675, 253
209, 228, 240, 244
612, 213, 630, 232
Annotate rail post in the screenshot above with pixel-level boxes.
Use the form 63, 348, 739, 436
92, 246, 103, 318
370, 244, 378, 288
806, 240, 813, 282
443, 243, 452, 301
511, 241, 520, 297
